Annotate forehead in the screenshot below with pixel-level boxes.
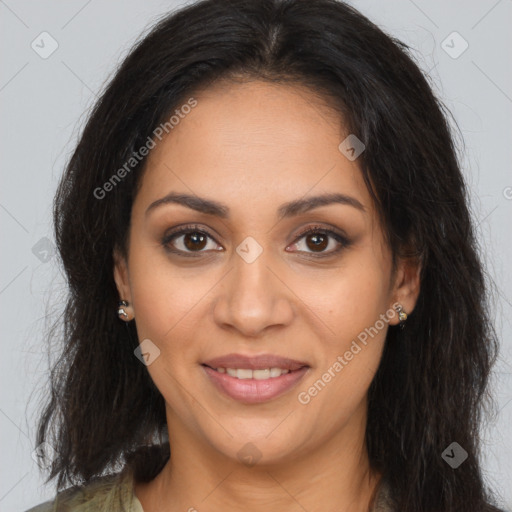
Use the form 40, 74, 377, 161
135, 80, 373, 223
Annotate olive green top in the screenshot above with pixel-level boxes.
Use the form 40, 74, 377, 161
26, 466, 394, 511
25, 466, 144, 512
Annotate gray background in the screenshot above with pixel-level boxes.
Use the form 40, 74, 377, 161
1, 0, 511, 510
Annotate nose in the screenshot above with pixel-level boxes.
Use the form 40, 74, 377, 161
212, 243, 294, 338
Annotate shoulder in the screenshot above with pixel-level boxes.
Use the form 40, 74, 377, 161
24, 466, 143, 512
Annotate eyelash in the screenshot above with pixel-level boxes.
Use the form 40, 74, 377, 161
161, 223, 351, 258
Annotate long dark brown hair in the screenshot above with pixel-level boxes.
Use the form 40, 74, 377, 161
33, 0, 504, 510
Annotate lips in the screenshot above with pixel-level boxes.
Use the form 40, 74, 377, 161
201, 353, 310, 404
202, 353, 309, 371
202, 365, 310, 404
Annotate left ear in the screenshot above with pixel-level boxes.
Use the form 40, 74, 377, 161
113, 247, 132, 304
388, 256, 422, 326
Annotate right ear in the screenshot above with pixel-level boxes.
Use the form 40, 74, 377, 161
113, 248, 132, 303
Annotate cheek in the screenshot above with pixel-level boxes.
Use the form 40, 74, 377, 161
300, 252, 390, 401
298, 273, 390, 420
127, 241, 210, 341
298, 344, 383, 430
313, 256, 391, 341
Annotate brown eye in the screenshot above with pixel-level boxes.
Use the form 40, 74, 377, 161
162, 225, 222, 255
182, 232, 208, 251
287, 226, 351, 257
305, 232, 329, 252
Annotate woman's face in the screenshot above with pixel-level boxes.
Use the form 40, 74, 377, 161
114, 80, 420, 467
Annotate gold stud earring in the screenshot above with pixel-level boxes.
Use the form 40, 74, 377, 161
394, 304, 408, 330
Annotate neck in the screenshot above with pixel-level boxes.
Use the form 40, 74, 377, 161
134, 406, 380, 512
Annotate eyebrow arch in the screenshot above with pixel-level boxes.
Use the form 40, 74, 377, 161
145, 191, 365, 219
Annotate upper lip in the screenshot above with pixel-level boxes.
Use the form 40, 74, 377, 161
202, 353, 310, 371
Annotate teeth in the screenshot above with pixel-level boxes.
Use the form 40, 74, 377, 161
236, 369, 252, 379
218, 367, 290, 379
270, 368, 283, 378
253, 369, 270, 379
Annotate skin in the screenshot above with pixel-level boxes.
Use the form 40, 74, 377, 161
114, 80, 421, 512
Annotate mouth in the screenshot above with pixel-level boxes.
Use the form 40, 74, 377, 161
200, 354, 310, 404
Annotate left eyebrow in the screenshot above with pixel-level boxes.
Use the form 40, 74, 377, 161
276, 192, 366, 219
145, 191, 366, 219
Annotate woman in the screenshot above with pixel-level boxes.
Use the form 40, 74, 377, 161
27, 0, 505, 510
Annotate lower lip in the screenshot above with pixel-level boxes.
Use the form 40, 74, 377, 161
202, 365, 309, 404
